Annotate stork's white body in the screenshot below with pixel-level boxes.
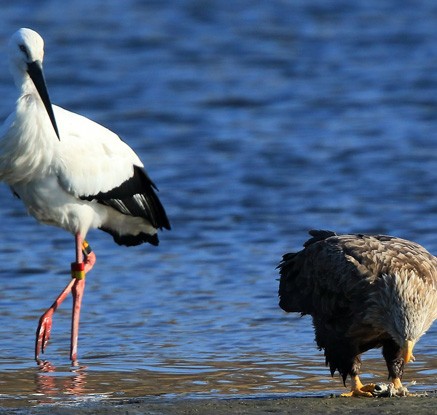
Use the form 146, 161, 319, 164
0, 28, 169, 364
0, 28, 169, 247
0, 100, 155, 238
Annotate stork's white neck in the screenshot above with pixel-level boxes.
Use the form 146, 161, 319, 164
0, 92, 57, 184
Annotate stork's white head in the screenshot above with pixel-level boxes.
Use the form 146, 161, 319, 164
9, 28, 45, 78
8, 28, 59, 139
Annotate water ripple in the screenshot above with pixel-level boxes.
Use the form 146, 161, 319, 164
0, 0, 437, 406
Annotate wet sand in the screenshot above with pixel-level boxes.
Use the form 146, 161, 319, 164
114, 394, 437, 415
1, 393, 436, 415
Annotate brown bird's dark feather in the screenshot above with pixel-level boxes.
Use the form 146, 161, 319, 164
278, 230, 437, 387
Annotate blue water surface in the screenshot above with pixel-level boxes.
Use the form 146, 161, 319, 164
0, 0, 436, 406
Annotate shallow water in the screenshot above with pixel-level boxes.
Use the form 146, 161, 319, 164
0, 0, 437, 408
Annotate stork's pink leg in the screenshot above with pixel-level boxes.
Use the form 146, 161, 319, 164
82, 240, 96, 273
35, 234, 96, 365
69, 234, 97, 364
70, 264, 85, 364
35, 277, 76, 363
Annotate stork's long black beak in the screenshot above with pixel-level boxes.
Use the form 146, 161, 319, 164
27, 60, 60, 140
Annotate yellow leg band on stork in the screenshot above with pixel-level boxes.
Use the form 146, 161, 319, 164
71, 262, 85, 280
82, 240, 92, 256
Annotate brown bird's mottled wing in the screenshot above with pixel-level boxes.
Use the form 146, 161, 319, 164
279, 230, 437, 316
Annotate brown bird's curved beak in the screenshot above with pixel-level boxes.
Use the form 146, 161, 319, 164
402, 340, 415, 363
27, 60, 60, 140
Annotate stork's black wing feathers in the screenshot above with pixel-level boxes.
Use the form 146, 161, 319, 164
80, 166, 171, 230
99, 226, 160, 247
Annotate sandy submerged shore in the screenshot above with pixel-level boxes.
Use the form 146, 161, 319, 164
2, 393, 436, 415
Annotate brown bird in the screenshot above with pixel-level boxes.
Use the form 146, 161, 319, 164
278, 230, 437, 397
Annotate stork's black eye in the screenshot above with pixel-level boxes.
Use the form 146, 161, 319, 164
19, 44, 29, 59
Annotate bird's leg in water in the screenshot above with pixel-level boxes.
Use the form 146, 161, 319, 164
35, 277, 75, 364
70, 234, 97, 364
70, 260, 85, 365
35, 236, 96, 365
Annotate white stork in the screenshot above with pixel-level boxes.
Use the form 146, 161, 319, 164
0, 28, 170, 365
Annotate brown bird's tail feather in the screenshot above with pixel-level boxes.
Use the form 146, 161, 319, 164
278, 230, 337, 313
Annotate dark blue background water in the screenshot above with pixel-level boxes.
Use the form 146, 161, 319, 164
0, 0, 436, 406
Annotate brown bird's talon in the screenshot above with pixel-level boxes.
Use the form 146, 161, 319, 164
341, 376, 375, 397
341, 389, 374, 398
361, 383, 376, 392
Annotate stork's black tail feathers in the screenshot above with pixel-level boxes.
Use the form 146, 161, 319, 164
82, 166, 170, 230
82, 166, 170, 247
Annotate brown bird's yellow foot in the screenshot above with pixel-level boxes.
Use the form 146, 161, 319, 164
340, 376, 376, 397
340, 385, 375, 397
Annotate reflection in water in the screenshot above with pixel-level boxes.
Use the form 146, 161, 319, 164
34, 364, 88, 404
0, 352, 435, 408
